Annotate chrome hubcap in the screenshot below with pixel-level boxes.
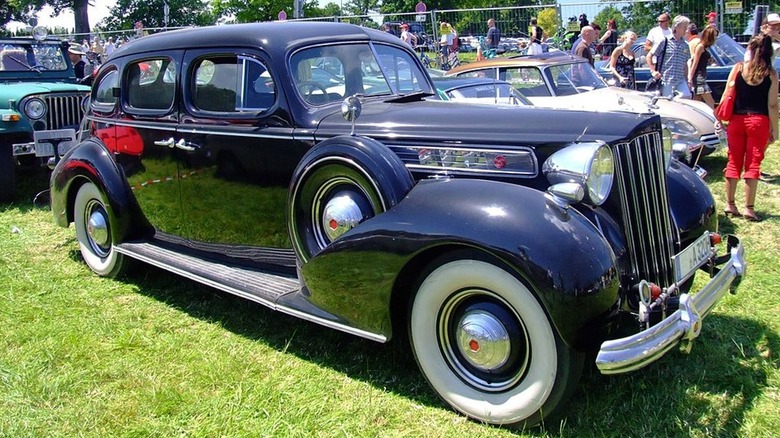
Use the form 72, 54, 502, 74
456, 309, 511, 371
87, 209, 108, 247
322, 194, 364, 242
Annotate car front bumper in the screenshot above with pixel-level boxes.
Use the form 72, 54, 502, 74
595, 234, 745, 374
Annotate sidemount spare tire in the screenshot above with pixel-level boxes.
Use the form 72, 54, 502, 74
288, 137, 414, 263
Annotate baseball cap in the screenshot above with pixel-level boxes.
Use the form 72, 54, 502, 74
706, 11, 717, 19
768, 13, 780, 24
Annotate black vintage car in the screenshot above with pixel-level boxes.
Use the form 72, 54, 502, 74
50, 22, 745, 428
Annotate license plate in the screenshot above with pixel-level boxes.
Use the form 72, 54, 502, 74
672, 232, 712, 283
33, 129, 76, 157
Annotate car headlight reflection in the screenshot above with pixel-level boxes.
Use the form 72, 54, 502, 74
23, 98, 47, 120
543, 141, 614, 206
662, 127, 674, 168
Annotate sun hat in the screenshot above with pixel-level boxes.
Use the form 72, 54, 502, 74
67, 46, 85, 56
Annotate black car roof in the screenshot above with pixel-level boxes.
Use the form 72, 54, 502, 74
112, 22, 402, 59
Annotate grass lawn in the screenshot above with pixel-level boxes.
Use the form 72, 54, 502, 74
1, 144, 779, 437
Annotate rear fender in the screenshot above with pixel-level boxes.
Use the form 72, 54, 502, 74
50, 137, 151, 242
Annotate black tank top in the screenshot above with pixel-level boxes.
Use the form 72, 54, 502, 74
734, 71, 770, 115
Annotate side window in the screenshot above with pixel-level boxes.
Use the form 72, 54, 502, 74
126, 58, 176, 110
94, 70, 118, 105
291, 51, 346, 106
455, 68, 496, 80
192, 55, 275, 113
501, 67, 550, 97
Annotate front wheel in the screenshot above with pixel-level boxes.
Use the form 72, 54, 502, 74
74, 182, 131, 277
409, 258, 583, 428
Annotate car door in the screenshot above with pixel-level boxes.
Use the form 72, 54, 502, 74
174, 48, 310, 250
115, 52, 187, 236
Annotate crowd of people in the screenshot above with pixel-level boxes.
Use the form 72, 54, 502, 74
565, 11, 778, 222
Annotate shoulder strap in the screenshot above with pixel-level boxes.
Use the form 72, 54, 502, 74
657, 38, 668, 72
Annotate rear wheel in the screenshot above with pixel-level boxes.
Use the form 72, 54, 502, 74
74, 182, 130, 277
409, 257, 583, 427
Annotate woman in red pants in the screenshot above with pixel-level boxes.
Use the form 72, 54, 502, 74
724, 34, 779, 221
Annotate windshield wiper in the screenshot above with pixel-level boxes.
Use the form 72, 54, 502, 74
384, 91, 434, 103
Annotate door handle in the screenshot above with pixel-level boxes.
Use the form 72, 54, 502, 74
175, 139, 198, 152
153, 137, 174, 147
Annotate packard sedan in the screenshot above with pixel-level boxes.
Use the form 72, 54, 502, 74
51, 22, 744, 428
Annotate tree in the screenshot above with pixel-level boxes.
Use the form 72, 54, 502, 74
1, 0, 89, 34
1, 0, 38, 29
211, 0, 334, 23
101, 0, 215, 30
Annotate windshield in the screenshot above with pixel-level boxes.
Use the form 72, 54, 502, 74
290, 42, 431, 106
0, 42, 67, 71
545, 61, 607, 96
711, 34, 746, 65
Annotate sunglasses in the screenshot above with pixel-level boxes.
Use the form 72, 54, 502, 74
658, 19, 668, 23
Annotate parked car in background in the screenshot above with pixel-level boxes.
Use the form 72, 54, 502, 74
447, 51, 725, 170
595, 33, 779, 101
51, 22, 744, 428
0, 27, 90, 202
431, 76, 532, 105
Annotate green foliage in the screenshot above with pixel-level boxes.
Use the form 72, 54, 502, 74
593, 6, 627, 34
101, 0, 215, 30
538, 8, 557, 35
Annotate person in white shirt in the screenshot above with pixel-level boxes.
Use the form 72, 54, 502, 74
104, 37, 116, 58
645, 13, 672, 54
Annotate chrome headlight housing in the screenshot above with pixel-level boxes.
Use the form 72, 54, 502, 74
543, 141, 614, 206
23, 98, 46, 120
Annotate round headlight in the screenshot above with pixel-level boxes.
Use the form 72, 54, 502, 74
587, 145, 614, 205
24, 98, 47, 120
32, 26, 49, 42
543, 141, 615, 206
662, 118, 698, 136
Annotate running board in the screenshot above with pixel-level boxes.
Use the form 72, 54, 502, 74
116, 241, 300, 305
114, 241, 387, 343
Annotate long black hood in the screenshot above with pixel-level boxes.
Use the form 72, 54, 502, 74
314, 98, 660, 145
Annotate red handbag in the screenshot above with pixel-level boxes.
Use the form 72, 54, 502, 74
715, 62, 743, 122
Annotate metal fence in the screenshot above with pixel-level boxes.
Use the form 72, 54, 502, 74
45, 1, 775, 50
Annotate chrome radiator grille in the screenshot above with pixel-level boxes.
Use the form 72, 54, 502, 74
43, 94, 85, 130
613, 132, 676, 286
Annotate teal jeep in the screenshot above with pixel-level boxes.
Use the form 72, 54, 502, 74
0, 27, 89, 202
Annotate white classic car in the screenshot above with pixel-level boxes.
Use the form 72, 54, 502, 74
448, 51, 725, 171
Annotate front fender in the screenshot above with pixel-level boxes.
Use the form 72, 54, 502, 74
50, 137, 151, 242
667, 159, 717, 242
301, 178, 620, 348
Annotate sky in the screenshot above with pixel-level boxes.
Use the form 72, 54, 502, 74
8, 1, 116, 32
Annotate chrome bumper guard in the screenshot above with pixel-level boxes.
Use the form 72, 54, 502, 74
596, 235, 745, 374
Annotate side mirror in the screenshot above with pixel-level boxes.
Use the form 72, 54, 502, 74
340, 95, 362, 136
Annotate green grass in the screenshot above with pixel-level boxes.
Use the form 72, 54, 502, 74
2, 145, 779, 437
